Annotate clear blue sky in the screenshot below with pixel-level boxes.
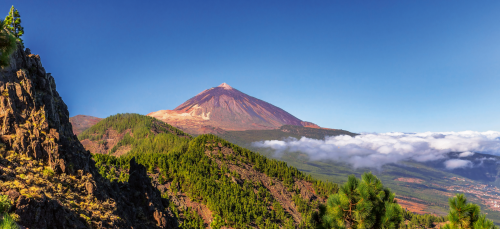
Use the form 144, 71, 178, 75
3, 1, 499, 133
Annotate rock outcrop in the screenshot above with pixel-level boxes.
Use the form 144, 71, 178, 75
0, 44, 176, 228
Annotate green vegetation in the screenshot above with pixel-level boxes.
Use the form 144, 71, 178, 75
442, 194, 497, 229
79, 113, 190, 141
4, 6, 23, 40
83, 114, 500, 228
220, 125, 356, 147
403, 209, 446, 228
0, 195, 19, 229
0, 17, 17, 67
91, 134, 340, 228
224, 130, 500, 224
323, 173, 404, 229
79, 113, 191, 155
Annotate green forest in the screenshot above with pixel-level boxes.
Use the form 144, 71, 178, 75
84, 113, 498, 229
1, 4, 498, 229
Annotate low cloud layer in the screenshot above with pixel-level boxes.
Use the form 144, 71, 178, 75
252, 131, 500, 169
444, 159, 473, 169
458, 151, 475, 157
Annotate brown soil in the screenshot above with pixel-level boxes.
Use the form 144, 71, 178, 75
395, 177, 425, 184
80, 129, 132, 155
112, 145, 132, 157
69, 115, 102, 135
396, 198, 430, 214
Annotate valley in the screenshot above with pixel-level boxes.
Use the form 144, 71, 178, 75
1, 2, 499, 229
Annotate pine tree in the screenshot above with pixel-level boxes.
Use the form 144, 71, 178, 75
323, 172, 403, 229
442, 194, 497, 229
4, 6, 24, 39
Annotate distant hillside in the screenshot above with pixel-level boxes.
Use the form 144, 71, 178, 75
219, 125, 357, 147
69, 115, 102, 135
78, 113, 191, 156
148, 83, 325, 135
220, 128, 500, 224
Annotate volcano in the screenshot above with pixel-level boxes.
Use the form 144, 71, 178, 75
148, 83, 320, 134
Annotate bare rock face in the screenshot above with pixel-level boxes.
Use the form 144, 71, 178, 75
149, 83, 321, 135
0, 45, 176, 228
0, 46, 86, 174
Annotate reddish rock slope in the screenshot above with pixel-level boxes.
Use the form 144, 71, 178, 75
148, 83, 320, 134
69, 115, 102, 135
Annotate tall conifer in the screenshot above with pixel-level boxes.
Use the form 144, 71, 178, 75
4, 6, 24, 39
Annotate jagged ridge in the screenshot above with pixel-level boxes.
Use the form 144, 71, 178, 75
0, 44, 175, 228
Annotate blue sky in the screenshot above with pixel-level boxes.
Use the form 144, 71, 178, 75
3, 1, 499, 133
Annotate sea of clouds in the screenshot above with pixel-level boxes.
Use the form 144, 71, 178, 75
252, 131, 500, 169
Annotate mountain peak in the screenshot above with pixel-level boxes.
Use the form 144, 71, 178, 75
218, 82, 233, 90
148, 83, 306, 134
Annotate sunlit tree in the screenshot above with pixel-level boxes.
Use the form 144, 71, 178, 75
4, 6, 24, 39
442, 194, 497, 229
323, 172, 403, 229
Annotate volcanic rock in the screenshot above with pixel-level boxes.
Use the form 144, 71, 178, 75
148, 83, 321, 134
0, 44, 176, 228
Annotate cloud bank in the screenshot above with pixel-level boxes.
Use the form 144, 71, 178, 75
458, 151, 475, 157
444, 159, 473, 169
252, 131, 500, 169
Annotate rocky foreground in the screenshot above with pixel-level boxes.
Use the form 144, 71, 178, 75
0, 44, 175, 228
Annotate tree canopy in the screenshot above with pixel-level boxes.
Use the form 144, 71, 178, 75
4, 6, 23, 40
442, 194, 497, 229
323, 172, 404, 229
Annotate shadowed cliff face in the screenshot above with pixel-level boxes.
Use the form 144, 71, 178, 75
0, 45, 176, 228
149, 83, 318, 134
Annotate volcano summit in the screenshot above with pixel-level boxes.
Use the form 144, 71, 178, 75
148, 83, 320, 134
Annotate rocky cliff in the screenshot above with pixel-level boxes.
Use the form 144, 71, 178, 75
0, 44, 176, 228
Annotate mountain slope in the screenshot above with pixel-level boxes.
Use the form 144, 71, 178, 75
0, 44, 175, 228
148, 83, 323, 135
220, 125, 357, 147
218, 130, 500, 223
90, 134, 338, 228
81, 113, 339, 227
78, 113, 191, 156
69, 115, 102, 135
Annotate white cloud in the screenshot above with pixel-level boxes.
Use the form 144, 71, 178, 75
444, 159, 473, 169
252, 131, 500, 169
458, 151, 474, 157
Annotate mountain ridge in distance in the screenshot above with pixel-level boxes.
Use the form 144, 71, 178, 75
148, 83, 327, 135
69, 114, 102, 135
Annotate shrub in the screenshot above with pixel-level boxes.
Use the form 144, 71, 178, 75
0, 195, 10, 213
0, 20, 17, 68
42, 168, 54, 178
0, 213, 19, 229
0, 195, 19, 229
